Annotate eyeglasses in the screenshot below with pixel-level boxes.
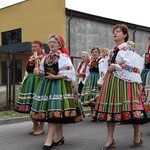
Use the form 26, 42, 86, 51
48, 41, 59, 44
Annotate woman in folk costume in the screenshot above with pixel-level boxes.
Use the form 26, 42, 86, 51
15, 40, 45, 135
97, 47, 110, 86
91, 47, 110, 122
141, 37, 150, 114
96, 24, 149, 150
80, 46, 101, 106
30, 34, 84, 150
76, 51, 90, 96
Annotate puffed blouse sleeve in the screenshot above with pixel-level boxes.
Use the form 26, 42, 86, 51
98, 57, 108, 75
58, 54, 76, 82
114, 45, 144, 83
85, 62, 90, 78
82, 62, 90, 84
116, 49, 143, 73
97, 57, 109, 85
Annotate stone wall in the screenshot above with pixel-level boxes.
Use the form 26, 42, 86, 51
66, 13, 150, 58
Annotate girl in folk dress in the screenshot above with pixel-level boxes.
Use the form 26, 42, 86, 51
91, 47, 109, 122
30, 34, 84, 150
80, 47, 101, 121
97, 47, 109, 86
80, 46, 101, 106
76, 51, 90, 96
15, 41, 45, 135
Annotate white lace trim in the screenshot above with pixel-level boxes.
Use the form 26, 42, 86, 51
113, 70, 142, 83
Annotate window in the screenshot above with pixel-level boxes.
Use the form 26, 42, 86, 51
1, 28, 22, 45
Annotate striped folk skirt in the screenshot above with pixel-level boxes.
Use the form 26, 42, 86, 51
141, 69, 150, 119
96, 72, 149, 124
80, 72, 100, 106
15, 73, 41, 113
31, 77, 84, 124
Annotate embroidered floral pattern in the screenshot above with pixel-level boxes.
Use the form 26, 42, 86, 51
121, 46, 128, 51
120, 45, 134, 51
17, 105, 30, 113
45, 53, 59, 75
120, 64, 140, 74
56, 51, 61, 55
99, 113, 107, 120
133, 111, 144, 119
28, 60, 35, 66
109, 48, 119, 64
107, 114, 112, 121
123, 112, 131, 120
60, 66, 73, 71
66, 66, 72, 70
90, 60, 99, 68
144, 105, 150, 112
114, 114, 121, 121
98, 110, 146, 122
19, 105, 25, 112
99, 60, 104, 63
25, 105, 30, 112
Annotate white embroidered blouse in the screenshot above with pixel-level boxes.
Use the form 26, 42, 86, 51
97, 56, 109, 85
40, 50, 76, 82
112, 43, 144, 83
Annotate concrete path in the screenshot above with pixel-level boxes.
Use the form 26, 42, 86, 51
0, 115, 150, 150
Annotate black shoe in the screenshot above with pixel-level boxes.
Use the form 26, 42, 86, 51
100, 140, 115, 150
53, 137, 65, 146
91, 116, 97, 122
131, 133, 143, 148
42, 144, 53, 150
91, 119, 97, 122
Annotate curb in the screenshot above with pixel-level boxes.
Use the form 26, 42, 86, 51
0, 108, 91, 125
0, 116, 31, 125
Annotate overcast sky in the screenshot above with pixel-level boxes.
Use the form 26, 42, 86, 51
0, 0, 25, 9
0, 0, 149, 28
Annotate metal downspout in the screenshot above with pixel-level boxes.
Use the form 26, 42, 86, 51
133, 26, 136, 42
68, 10, 73, 58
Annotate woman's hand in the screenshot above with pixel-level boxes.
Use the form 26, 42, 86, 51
119, 63, 126, 69
33, 67, 40, 75
77, 73, 85, 77
46, 73, 56, 80
46, 73, 68, 80
108, 65, 116, 72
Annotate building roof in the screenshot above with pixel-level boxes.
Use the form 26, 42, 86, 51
66, 8, 150, 32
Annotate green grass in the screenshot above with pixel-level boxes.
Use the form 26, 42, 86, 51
0, 110, 28, 119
